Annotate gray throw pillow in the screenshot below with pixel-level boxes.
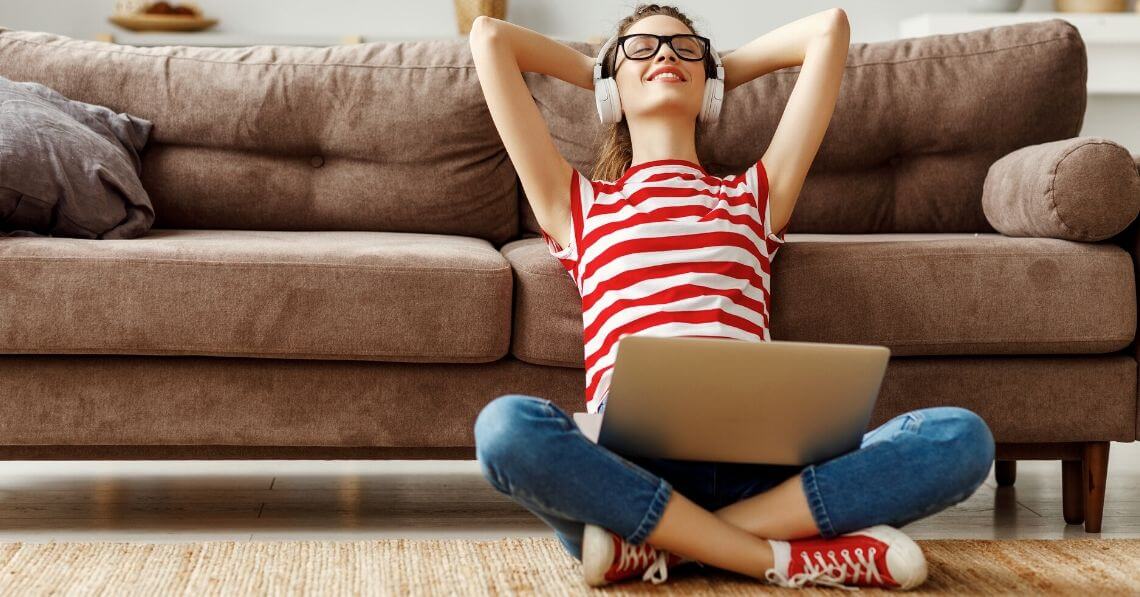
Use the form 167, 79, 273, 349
0, 75, 154, 239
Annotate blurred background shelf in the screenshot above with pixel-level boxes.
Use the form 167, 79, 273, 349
901, 12, 1140, 95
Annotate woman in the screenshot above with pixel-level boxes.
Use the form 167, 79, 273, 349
469, 4, 994, 590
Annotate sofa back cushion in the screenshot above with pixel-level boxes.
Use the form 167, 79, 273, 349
521, 19, 1086, 235
0, 30, 517, 244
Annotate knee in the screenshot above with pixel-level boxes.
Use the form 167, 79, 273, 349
473, 394, 545, 466
927, 407, 995, 491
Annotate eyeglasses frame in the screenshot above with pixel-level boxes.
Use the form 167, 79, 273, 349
611, 33, 713, 78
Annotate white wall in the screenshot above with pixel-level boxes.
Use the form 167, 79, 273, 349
1, 0, 1136, 150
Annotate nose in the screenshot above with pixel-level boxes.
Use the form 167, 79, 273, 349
654, 44, 679, 62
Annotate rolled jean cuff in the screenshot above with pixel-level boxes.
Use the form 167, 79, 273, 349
800, 465, 836, 538
626, 478, 673, 545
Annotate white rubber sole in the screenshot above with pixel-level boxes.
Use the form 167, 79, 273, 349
582, 523, 616, 587
857, 525, 929, 590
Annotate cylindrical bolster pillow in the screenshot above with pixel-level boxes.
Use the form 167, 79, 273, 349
983, 137, 1140, 241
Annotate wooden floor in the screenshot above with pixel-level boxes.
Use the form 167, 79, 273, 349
0, 443, 1137, 543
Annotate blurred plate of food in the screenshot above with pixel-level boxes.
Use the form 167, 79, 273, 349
109, 2, 218, 32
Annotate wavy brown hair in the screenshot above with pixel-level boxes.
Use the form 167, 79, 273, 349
591, 3, 712, 182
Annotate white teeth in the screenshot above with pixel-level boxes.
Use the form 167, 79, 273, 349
650, 72, 682, 82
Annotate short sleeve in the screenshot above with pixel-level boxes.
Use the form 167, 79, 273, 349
747, 158, 787, 254
538, 167, 592, 276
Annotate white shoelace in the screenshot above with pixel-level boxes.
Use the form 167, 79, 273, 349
641, 550, 670, 584
764, 546, 884, 591
613, 540, 671, 584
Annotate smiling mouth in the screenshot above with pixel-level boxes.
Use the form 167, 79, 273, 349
646, 74, 686, 84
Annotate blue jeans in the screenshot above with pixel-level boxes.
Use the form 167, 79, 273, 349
473, 394, 995, 561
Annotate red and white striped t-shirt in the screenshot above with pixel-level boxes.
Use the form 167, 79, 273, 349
538, 158, 787, 414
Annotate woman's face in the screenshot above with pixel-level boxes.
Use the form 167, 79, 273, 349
612, 15, 708, 122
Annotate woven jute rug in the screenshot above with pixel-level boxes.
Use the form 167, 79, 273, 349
1, 537, 1138, 595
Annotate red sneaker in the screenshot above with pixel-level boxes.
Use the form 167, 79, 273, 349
765, 525, 928, 590
581, 523, 695, 586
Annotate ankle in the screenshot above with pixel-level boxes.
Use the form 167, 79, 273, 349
767, 538, 791, 575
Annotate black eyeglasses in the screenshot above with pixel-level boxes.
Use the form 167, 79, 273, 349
617, 34, 709, 62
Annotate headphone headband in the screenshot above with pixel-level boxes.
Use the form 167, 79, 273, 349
593, 34, 619, 80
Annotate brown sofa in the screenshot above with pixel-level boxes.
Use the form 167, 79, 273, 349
1, 20, 1138, 533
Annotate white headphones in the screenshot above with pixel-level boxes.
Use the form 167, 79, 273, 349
593, 33, 725, 125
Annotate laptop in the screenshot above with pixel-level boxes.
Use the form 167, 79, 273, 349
571, 335, 890, 465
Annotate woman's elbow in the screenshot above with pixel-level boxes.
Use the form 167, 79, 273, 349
823, 8, 850, 41
469, 15, 501, 45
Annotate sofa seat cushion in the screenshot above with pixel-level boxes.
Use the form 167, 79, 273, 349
0, 229, 512, 362
503, 233, 1135, 367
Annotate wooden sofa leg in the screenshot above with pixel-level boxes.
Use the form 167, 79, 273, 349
995, 460, 1016, 486
1062, 459, 1084, 525
1082, 441, 1110, 533
998, 442, 1109, 532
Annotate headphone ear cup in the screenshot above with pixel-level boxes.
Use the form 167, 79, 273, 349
606, 78, 623, 123
700, 77, 724, 123
594, 77, 622, 124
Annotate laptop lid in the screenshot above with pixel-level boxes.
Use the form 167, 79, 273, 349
594, 336, 890, 465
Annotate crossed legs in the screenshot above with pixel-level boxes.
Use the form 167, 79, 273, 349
474, 394, 994, 580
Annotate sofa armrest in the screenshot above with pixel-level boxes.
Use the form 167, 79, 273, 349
982, 137, 1140, 241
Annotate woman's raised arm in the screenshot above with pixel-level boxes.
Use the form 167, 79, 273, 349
721, 9, 850, 235
469, 16, 595, 249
